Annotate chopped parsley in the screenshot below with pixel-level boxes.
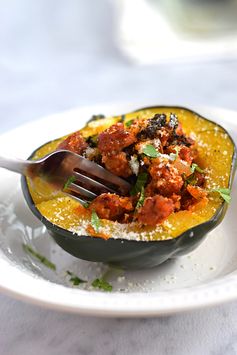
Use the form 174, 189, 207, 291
63, 175, 76, 190
23, 244, 56, 271
82, 201, 90, 208
191, 163, 204, 174
183, 163, 205, 187
66, 271, 87, 286
91, 209, 100, 232
136, 186, 145, 209
130, 172, 148, 196
125, 119, 134, 127
211, 188, 231, 204
142, 144, 160, 158
92, 278, 113, 292
183, 173, 197, 187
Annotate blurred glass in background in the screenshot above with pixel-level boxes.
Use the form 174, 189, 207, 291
159, 0, 237, 35
116, 0, 237, 64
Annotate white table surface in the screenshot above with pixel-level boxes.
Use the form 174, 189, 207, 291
1, 1, 237, 354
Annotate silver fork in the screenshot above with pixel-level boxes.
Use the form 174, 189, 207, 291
0, 150, 131, 204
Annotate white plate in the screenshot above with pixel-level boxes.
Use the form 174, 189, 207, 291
0, 103, 236, 317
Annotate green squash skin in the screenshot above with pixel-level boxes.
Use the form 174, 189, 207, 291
21, 106, 237, 269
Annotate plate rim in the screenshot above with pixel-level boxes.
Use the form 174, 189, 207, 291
0, 102, 237, 317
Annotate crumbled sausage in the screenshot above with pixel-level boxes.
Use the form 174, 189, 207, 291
179, 146, 195, 165
89, 193, 133, 220
170, 193, 181, 210
98, 123, 136, 154
148, 160, 184, 196
181, 185, 208, 211
195, 171, 205, 187
136, 195, 174, 226
102, 152, 132, 178
57, 131, 88, 154
187, 185, 207, 200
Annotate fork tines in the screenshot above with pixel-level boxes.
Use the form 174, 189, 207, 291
62, 151, 131, 202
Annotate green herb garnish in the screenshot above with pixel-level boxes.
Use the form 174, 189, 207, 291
211, 188, 231, 203
136, 186, 145, 209
125, 119, 134, 127
92, 278, 113, 292
91, 209, 100, 232
66, 271, 87, 286
130, 172, 148, 196
169, 147, 179, 161
183, 173, 197, 187
191, 163, 204, 174
142, 144, 160, 158
63, 175, 76, 190
183, 163, 205, 187
83, 203, 90, 208
23, 244, 56, 271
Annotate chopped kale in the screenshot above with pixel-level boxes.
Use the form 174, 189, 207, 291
86, 135, 98, 147
137, 113, 167, 140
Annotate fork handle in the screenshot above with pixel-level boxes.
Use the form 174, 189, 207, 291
0, 156, 32, 175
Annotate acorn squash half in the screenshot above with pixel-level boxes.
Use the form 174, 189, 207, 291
21, 106, 237, 269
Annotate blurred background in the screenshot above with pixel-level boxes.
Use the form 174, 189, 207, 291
1, 0, 237, 133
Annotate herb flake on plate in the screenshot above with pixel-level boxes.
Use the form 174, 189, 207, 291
92, 278, 113, 292
66, 271, 87, 286
23, 244, 56, 271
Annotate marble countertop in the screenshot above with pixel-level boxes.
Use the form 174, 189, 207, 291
1, 1, 237, 354
1, 293, 237, 355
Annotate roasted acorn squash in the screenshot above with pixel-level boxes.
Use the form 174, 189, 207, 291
22, 106, 237, 268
